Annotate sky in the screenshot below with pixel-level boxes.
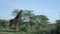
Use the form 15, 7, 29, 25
0, 0, 60, 23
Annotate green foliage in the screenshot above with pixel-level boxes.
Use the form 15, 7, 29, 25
0, 9, 57, 34
11, 9, 56, 34
0, 19, 9, 28
55, 20, 60, 34
56, 20, 60, 26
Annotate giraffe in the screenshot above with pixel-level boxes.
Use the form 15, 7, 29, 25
9, 10, 22, 29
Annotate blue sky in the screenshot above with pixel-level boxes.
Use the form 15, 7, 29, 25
0, 0, 60, 23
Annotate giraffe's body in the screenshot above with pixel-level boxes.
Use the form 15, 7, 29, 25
9, 19, 17, 27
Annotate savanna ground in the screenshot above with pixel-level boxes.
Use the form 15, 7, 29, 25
0, 28, 31, 34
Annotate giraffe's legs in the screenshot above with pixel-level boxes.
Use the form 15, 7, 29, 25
9, 22, 12, 27
14, 23, 18, 31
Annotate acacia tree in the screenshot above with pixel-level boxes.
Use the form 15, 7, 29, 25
12, 9, 50, 33
31, 15, 50, 34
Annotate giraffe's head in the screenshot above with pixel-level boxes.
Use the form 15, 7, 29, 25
19, 10, 22, 13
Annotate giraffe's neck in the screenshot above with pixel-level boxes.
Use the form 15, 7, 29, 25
14, 10, 22, 19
